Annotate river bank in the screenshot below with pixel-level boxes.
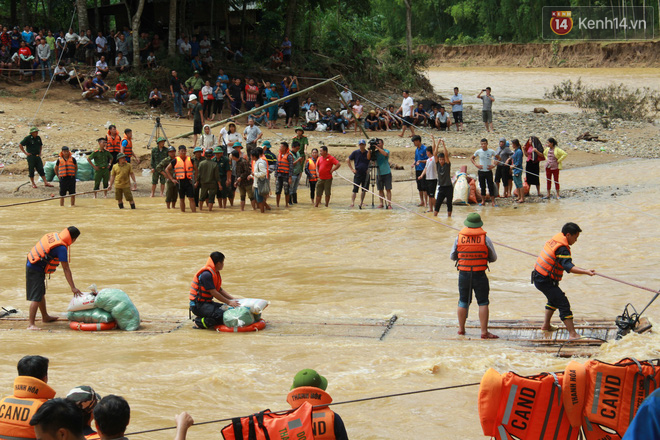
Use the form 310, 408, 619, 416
419, 40, 660, 68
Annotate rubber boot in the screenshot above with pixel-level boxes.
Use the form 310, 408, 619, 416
118, 203, 124, 209
292, 193, 297, 204
130, 203, 136, 209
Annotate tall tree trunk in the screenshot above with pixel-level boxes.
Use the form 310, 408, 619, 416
94, 0, 101, 32
11, 0, 17, 23
224, 0, 230, 44
403, 0, 412, 57
285, 0, 297, 40
168, 0, 177, 57
77, 0, 89, 32
20, 0, 28, 25
240, 0, 247, 47
179, 0, 187, 37
126, 0, 146, 68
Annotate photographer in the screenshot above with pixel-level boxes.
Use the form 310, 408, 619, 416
367, 139, 392, 209
477, 87, 495, 132
347, 140, 370, 208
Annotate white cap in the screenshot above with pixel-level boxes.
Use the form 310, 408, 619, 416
189, 95, 197, 102
326, 107, 332, 112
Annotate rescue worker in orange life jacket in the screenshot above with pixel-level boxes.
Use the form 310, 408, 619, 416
66, 386, 101, 440
533, 222, 596, 339
30, 398, 86, 440
189, 251, 240, 329
26, 226, 82, 330
286, 369, 348, 440
165, 145, 198, 213
450, 213, 498, 339
54, 146, 78, 207
0, 355, 56, 440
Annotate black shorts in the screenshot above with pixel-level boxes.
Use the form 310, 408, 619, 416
453, 111, 463, 124
458, 270, 489, 308
178, 179, 195, 198
26, 266, 46, 302
494, 165, 511, 185
435, 185, 454, 213
415, 170, 425, 191
59, 176, 76, 196
193, 120, 203, 135
438, 121, 449, 131
533, 271, 573, 321
353, 172, 370, 193
377, 173, 392, 191
190, 301, 225, 329
283, 54, 291, 62
403, 116, 414, 126
425, 179, 437, 197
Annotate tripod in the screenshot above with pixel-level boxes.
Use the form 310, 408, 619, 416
368, 160, 379, 208
145, 117, 172, 150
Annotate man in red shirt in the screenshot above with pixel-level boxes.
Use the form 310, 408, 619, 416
115, 77, 129, 104
315, 146, 341, 208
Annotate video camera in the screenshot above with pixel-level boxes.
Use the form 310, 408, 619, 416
368, 138, 381, 159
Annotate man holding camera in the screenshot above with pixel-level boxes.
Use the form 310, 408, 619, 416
368, 139, 392, 209
347, 140, 370, 208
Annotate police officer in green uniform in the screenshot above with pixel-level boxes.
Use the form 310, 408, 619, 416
213, 146, 231, 209
150, 137, 169, 197
191, 146, 204, 207
87, 138, 114, 198
156, 146, 178, 209
19, 127, 54, 189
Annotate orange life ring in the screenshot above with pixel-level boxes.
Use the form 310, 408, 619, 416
215, 319, 266, 333
69, 321, 117, 331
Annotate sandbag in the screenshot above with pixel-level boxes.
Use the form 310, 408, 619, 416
44, 161, 57, 182
67, 292, 97, 312
75, 159, 94, 181
237, 298, 269, 314
94, 288, 140, 331
468, 179, 479, 204
222, 306, 255, 328
453, 173, 470, 205
315, 123, 327, 132
67, 308, 114, 323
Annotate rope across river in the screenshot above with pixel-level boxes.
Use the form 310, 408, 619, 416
125, 381, 480, 435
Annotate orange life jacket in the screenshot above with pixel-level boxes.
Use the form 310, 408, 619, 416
105, 131, 121, 153
174, 156, 194, 180
307, 158, 318, 182
478, 368, 578, 440
26, 228, 73, 274
534, 232, 571, 282
287, 387, 336, 440
456, 227, 489, 272
0, 376, 56, 440
577, 358, 658, 439
189, 257, 221, 303
57, 154, 76, 178
277, 150, 292, 175
121, 136, 133, 157
221, 401, 315, 440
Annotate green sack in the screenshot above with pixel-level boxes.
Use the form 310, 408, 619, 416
222, 306, 255, 328
67, 308, 114, 323
94, 288, 140, 331
75, 159, 94, 181
44, 161, 57, 182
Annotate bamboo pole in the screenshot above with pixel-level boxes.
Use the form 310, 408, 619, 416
171, 75, 342, 139
0, 189, 106, 208
333, 83, 370, 139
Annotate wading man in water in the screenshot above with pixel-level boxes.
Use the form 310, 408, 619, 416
533, 222, 596, 339
26, 226, 82, 330
450, 213, 498, 339
189, 252, 239, 329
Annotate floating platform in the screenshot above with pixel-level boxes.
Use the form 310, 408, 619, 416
0, 316, 185, 335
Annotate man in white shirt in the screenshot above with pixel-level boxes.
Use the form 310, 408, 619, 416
95, 31, 107, 60
470, 138, 497, 207
450, 87, 464, 132
397, 90, 415, 138
340, 86, 352, 109
36, 38, 51, 82
178, 37, 191, 58
242, 117, 262, 158
95, 55, 109, 79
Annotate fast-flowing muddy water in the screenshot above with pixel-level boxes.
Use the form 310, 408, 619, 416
1, 155, 659, 438
427, 67, 660, 114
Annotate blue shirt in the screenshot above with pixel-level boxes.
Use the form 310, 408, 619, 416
216, 75, 229, 92
198, 271, 216, 292
26, 245, 68, 272
376, 149, 391, 175
22, 31, 34, 44
623, 388, 660, 439
348, 149, 370, 174
414, 145, 427, 171
93, 77, 105, 88
190, 41, 200, 57
512, 148, 523, 176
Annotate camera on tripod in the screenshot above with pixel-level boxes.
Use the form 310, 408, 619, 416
368, 138, 380, 158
